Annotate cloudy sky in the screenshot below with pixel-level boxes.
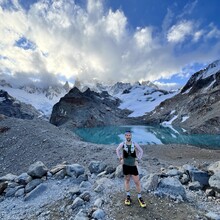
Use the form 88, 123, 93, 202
0, 0, 219, 89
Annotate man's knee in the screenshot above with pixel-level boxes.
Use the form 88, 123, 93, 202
125, 175, 130, 182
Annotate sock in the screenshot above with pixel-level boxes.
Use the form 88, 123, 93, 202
126, 191, 130, 197
138, 193, 142, 199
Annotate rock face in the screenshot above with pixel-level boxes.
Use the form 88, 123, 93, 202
144, 60, 220, 134
0, 90, 40, 119
50, 87, 144, 128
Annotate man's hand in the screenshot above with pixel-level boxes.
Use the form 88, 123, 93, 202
119, 158, 124, 164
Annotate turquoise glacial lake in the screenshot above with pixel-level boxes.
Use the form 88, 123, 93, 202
74, 125, 220, 149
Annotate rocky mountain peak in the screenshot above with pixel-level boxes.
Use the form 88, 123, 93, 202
0, 89, 40, 119
181, 60, 220, 94
145, 59, 220, 134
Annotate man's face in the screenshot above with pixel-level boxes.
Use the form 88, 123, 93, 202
125, 133, 132, 142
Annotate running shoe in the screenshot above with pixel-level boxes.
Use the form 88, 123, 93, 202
124, 195, 132, 206
138, 197, 146, 208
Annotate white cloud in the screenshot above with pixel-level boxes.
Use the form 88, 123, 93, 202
0, 0, 220, 89
206, 23, 220, 39
193, 30, 204, 42
167, 20, 194, 43
134, 27, 153, 49
154, 81, 180, 90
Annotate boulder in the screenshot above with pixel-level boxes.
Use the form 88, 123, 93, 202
27, 161, 48, 178
15, 173, 32, 185
141, 174, 158, 191
188, 181, 202, 191
209, 172, 220, 192
24, 184, 47, 201
50, 164, 66, 175
74, 209, 89, 220
15, 188, 25, 197
79, 191, 91, 202
54, 169, 66, 180
208, 161, 220, 174
0, 173, 18, 182
71, 197, 84, 210
115, 165, 123, 178
25, 178, 43, 193
166, 169, 182, 177
157, 177, 186, 200
105, 166, 116, 174
180, 174, 190, 184
94, 198, 104, 208
66, 164, 85, 178
0, 182, 8, 195
92, 209, 105, 220
88, 161, 107, 174
189, 170, 210, 187
5, 187, 17, 197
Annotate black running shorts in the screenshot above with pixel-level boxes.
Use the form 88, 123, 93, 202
123, 164, 139, 176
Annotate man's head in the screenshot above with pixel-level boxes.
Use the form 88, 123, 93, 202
125, 130, 132, 142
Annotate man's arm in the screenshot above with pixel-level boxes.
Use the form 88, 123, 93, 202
134, 142, 143, 160
116, 142, 124, 161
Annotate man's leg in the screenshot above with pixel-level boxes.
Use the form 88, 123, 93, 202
124, 175, 131, 192
132, 175, 146, 207
124, 175, 131, 205
132, 175, 141, 193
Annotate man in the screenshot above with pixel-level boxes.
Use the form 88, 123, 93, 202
116, 130, 146, 207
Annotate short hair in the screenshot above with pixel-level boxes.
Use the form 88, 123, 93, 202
124, 130, 131, 135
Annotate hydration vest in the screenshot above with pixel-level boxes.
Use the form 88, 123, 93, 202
123, 142, 136, 158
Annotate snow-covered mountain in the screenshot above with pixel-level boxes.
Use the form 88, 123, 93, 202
74, 80, 177, 117
0, 76, 177, 120
145, 59, 220, 134
0, 80, 70, 118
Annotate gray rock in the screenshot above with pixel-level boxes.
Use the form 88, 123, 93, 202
69, 186, 81, 197
166, 169, 182, 177
24, 183, 47, 201
27, 161, 48, 178
74, 209, 89, 220
0, 173, 18, 182
77, 174, 88, 183
141, 174, 158, 191
188, 181, 202, 191
208, 161, 220, 174
205, 211, 220, 220
50, 164, 66, 175
189, 170, 210, 187
88, 161, 107, 174
105, 166, 116, 174
180, 174, 190, 184
157, 177, 186, 200
15, 188, 25, 197
205, 188, 215, 197
209, 172, 220, 192
15, 173, 32, 185
97, 171, 107, 178
5, 187, 17, 197
79, 181, 92, 189
66, 164, 85, 178
115, 165, 123, 178
79, 191, 91, 202
92, 209, 105, 220
94, 184, 104, 193
54, 169, 66, 180
94, 198, 104, 208
182, 164, 197, 173
0, 182, 7, 195
25, 178, 43, 193
71, 197, 84, 210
